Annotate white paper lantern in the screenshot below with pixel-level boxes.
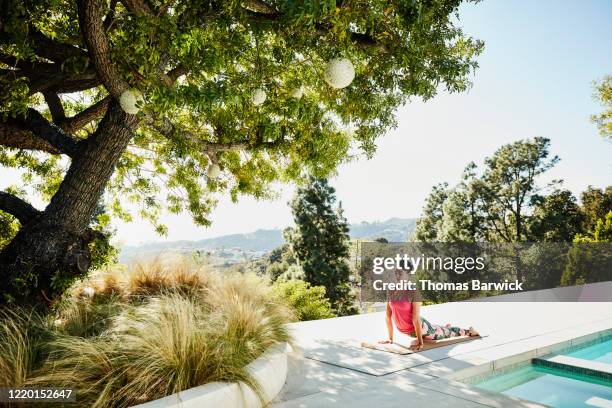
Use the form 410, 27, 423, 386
119, 88, 144, 114
207, 163, 221, 179
290, 86, 304, 99
323, 58, 355, 89
252, 88, 267, 106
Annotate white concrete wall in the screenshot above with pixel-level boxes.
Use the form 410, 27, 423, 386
132, 343, 292, 408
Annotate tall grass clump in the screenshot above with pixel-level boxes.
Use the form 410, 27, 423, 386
0, 309, 51, 387
1, 258, 294, 407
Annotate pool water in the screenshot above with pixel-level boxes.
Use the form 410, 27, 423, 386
476, 366, 612, 408
569, 338, 612, 365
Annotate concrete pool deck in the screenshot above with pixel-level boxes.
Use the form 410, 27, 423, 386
273, 300, 612, 407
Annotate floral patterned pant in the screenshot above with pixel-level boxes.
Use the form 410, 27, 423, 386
418, 317, 469, 340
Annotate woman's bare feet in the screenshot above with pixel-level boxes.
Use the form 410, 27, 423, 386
468, 326, 480, 337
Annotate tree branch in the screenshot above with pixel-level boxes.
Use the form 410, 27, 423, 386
2, 45, 100, 94
0, 122, 61, 154
78, 0, 130, 97
27, 27, 89, 63
59, 97, 110, 134
121, 0, 154, 16
0, 192, 41, 224
348, 31, 386, 51
242, 0, 278, 15
103, 0, 119, 31
14, 109, 80, 156
47, 74, 101, 94
313, 23, 386, 51
166, 64, 187, 82
149, 116, 282, 153
4, 60, 100, 95
0, 95, 105, 154
43, 92, 66, 123
244, 11, 386, 51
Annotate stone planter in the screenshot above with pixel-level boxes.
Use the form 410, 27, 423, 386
132, 343, 292, 408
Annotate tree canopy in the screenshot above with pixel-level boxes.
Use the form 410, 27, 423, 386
415, 137, 612, 245
1, 0, 483, 231
415, 137, 562, 243
0, 0, 483, 306
591, 74, 612, 140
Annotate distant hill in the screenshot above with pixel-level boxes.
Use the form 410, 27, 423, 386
348, 217, 416, 242
119, 218, 416, 262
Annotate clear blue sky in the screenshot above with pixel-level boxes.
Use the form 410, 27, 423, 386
4, 0, 611, 245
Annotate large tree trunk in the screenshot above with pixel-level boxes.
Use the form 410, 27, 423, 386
0, 101, 135, 308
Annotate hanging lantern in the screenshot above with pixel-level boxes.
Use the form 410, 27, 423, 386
119, 88, 144, 114
82, 287, 95, 298
252, 88, 267, 105
207, 163, 221, 179
290, 86, 304, 99
323, 58, 355, 89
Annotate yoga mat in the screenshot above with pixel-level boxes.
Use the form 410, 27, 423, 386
304, 334, 493, 376
361, 335, 485, 355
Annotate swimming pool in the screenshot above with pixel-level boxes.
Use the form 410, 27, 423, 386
472, 335, 612, 407
476, 365, 612, 408
569, 338, 612, 365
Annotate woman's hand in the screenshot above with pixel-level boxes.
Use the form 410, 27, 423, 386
378, 339, 393, 344
409, 338, 423, 351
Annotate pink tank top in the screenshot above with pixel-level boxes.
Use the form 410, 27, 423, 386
389, 301, 414, 334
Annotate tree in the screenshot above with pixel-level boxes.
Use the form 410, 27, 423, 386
574, 211, 612, 243
287, 177, 357, 315
591, 74, 612, 140
414, 182, 449, 241
416, 138, 560, 244
561, 211, 612, 286
438, 163, 485, 242
528, 189, 584, 242
479, 137, 559, 242
0, 0, 482, 307
264, 238, 298, 282
580, 186, 612, 234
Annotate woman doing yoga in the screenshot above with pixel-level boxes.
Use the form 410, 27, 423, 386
380, 269, 479, 351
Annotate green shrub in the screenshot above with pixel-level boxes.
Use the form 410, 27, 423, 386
272, 279, 335, 321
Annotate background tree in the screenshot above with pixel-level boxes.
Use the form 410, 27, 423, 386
479, 137, 559, 242
591, 74, 612, 140
413, 182, 449, 241
265, 243, 296, 282
0, 0, 483, 306
528, 189, 584, 242
574, 211, 612, 244
416, 138, 561, 243
561, 211, 612, 286
580, 186, 612, 233
287, 177, 357, 315
438, 162, 485, 242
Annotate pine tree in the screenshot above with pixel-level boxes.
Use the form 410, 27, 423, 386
287, 178, 358, 316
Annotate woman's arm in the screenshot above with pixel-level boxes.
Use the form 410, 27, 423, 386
411, 301, 423, 350
380, 302, 394, 343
